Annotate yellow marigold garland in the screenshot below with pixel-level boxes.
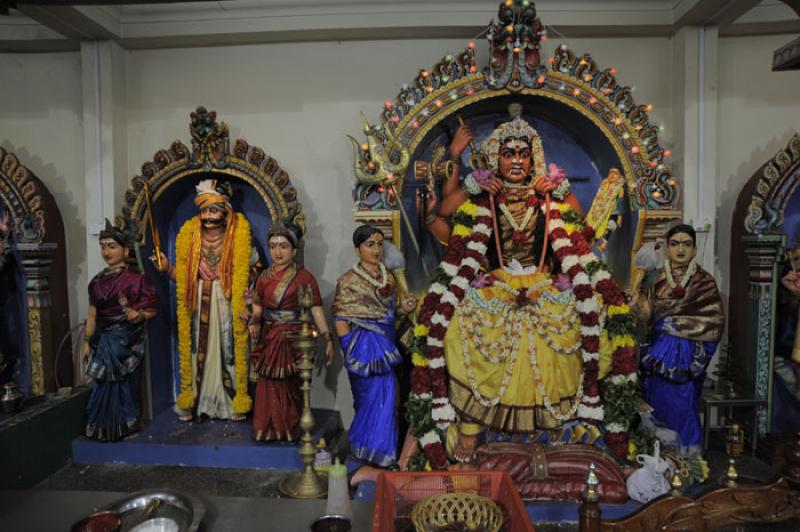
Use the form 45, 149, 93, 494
174, 213, 253, 414
230, 213, 253, 414
452, 224, 471, 238
607, 304, 630, 316
611, 334, 636, 349
175, 217, 198, 411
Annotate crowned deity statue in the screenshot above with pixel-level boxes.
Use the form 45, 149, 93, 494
411, 105, 637, 466
84, 219, 158, 441
631, 224, 724, 456
152, 179, 255, 422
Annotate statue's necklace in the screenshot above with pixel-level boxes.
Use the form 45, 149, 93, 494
353, 261, 387, 289
496, 187, 539, 247
664, 257, 697, 298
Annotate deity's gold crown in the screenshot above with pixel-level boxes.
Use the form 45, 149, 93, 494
492, 116, 538, 145
482, 104, 546, 181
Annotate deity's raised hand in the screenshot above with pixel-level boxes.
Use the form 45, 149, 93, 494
149, 251, 171, 273
0, 211, 9, 234
401, 294, 418, 313
416, 188, 439, 218
449, 123, 474, 159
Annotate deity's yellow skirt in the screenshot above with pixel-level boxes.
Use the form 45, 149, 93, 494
445, 270, 612, 433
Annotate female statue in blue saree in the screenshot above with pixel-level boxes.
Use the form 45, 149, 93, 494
632, 224, 724, 456
332, 225, 417, 467
82, 219, 158, 442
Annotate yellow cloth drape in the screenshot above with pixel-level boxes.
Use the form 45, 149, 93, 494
444, 270, 612, 432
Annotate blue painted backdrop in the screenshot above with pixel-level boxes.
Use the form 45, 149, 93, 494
400, 96, 634, 290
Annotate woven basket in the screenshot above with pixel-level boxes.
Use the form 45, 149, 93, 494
410, 492, 504, 532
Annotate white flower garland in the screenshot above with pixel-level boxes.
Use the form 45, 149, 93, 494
664, 257, 697, 291
352, 261, 388, 288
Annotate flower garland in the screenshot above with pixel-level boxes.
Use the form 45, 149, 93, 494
175, 213, 253, 415
230, 214, 253, 415
408, 193, 639, 468
546, 200, 638, 459
664, 257, 697, 299
407, 196, 492, 469
175, 218, 198, 411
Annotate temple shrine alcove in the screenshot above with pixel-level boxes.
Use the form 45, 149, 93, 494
0, 148, 70, 396
121, 106, 305, 418
730, 133, 800, 440
346, 0, 686, 486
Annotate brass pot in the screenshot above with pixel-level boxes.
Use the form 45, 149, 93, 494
0, 382, 24, 414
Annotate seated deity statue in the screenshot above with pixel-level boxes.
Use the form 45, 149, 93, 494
411, 106, 637, 466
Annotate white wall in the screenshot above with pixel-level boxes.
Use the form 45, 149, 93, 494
0, 52, 86, 328
717, 34, 800, 305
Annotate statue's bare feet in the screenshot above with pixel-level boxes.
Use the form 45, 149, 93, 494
178, 414, 193, 422
350, 465, 384, 487
452, 433, 479, 463
231, 414, 245, 421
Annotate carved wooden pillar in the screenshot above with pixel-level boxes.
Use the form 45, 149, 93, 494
742, 233, 785, 435
16, 242, 57, 395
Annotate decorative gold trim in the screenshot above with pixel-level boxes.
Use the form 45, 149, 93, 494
123, 107, 304, 242
0, 148, 46, 243
744, 133, 800, 234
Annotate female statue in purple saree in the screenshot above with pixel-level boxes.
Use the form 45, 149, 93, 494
83, 220, 158, 442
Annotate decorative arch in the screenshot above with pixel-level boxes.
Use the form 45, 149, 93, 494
348, 1, 681, 288
744, 133, 800, 235
731, 133, 800, 436
121, 106, 306, 416
0, 148, 47, 243
0, 148, 70, 395
122, 106, 305, 239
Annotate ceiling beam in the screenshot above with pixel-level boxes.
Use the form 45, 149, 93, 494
675, 0, 763, 28
15, 5, 117, 40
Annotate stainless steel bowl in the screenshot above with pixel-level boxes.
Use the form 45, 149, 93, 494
107, 490, 204, 532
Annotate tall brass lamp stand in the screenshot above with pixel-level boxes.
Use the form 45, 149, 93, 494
278, 285, 328, 498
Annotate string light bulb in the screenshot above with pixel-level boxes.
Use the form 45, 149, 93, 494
645, 104, 654, 112
664, 149, 672, 157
